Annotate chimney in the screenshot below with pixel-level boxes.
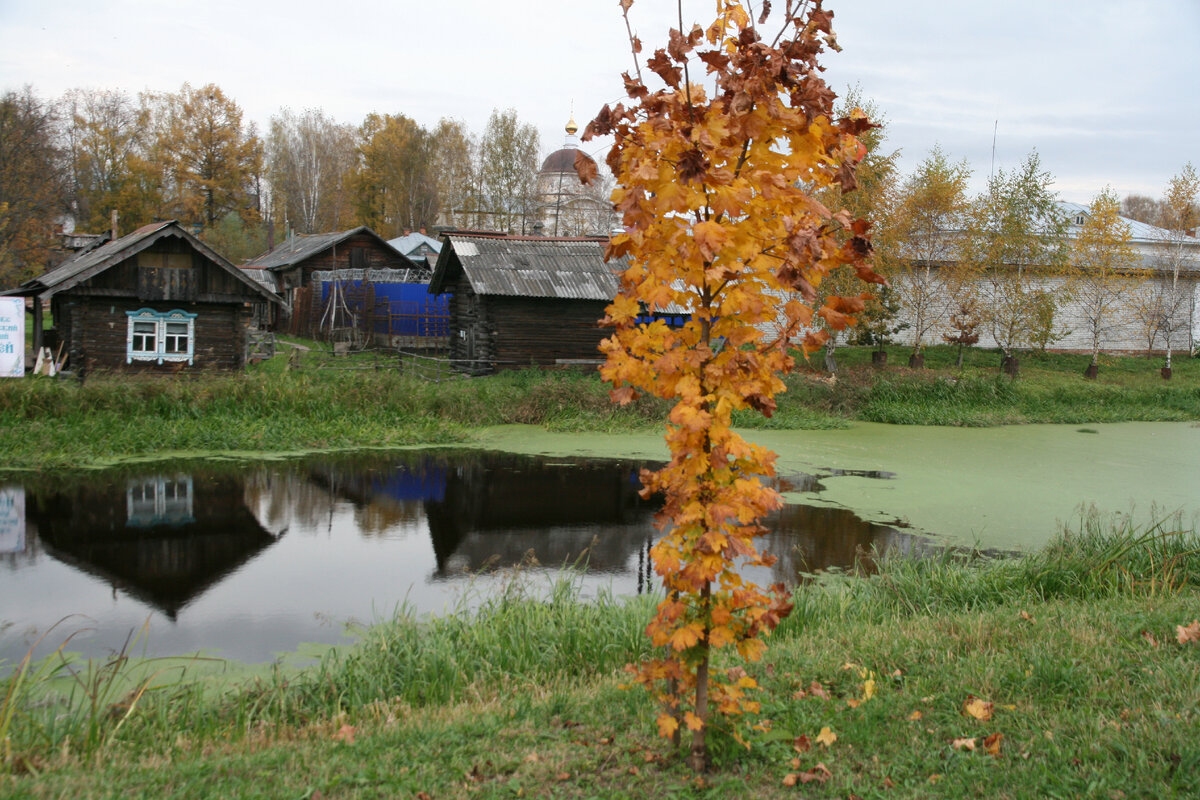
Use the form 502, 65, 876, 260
110, 209, 118, 240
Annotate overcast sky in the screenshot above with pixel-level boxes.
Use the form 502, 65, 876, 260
1, 0, 1196, 204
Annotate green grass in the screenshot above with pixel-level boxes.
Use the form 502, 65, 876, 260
0, 342, 1195, 470
3, 520, 1198, 798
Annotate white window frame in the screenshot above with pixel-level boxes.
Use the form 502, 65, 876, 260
125, 308, 197, 365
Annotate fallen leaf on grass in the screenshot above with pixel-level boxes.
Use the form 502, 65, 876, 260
907, 710, 923, 721
524, 752, 540, 764
793, 734, 811, 753
1142, 630, 1161, 647
1176, 619, 1200, 644
555, 772, 571, 782
1019, 610, 1036, 623
952, 737, 977, 751
809, 681, 831, 700
929, 774, 943, 784
332, 724, 356, 745
846, 698, 861, 709
963, 695, 994, 721
783, 763, 833, 785
816, 726, 837, 747
984, 732, 1004, 757
627, 766, 640, 776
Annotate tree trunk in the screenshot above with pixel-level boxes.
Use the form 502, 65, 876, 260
688, 582, 712, 773
1162, 366, 1173, 380
824, 341, 838, 374
1002, 354, 1020, 378
1084, 363, 1099, 379
955, 345, 965, 369
908, 352, 925, 369
871, 350, 887, 366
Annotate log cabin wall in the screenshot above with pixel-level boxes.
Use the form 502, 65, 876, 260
48, 236, 264, 375
488, 297, 608, 369
61, 297, 250, 375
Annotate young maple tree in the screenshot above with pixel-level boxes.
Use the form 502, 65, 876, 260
581, 0, 880, 771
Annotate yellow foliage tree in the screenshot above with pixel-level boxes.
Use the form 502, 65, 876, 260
1068, 187, 1138, 376
583, 0, 880, 771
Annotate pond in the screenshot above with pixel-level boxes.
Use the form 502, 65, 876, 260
4, 419, 1197, 666
0, 449, 929, 665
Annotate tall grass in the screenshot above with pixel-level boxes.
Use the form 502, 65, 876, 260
780, 510, 1200, 637
4, 516, 1196, 772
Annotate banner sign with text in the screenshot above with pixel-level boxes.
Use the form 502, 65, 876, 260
0, 297, 24, 377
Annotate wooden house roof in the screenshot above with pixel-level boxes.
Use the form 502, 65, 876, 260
429, 233, 627, 299
243, 226, 417, 271
2, 220, 281, 303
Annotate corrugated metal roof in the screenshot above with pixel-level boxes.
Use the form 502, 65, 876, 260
434, 234, 625, 300
244, 226, 414, 270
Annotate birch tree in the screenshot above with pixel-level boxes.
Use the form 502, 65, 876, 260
478, 108, 540, 234
882, 145, 971, 365
962, 151, 1069, 374
1152, 163, 1199, 373
267, 108, 357, 233
1068, 187, 1137, 376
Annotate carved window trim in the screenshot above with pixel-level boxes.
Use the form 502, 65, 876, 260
125, 308, 197, 365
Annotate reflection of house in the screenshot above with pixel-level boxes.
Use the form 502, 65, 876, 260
243, 226, 424, 339
126, 475, 195, 527
1, 221, 280, 376
29, 472, 279, 618
422, 453, 656, 575
429, 233, 627, 372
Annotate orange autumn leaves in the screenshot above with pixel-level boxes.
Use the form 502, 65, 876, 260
583, 0, 879, 759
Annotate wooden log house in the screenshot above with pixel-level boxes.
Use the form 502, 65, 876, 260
1, 220, 281, 376
242, 226, 421, 338
428, 233, 632, 373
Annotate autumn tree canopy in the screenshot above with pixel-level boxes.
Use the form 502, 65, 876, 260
0, 88, 66, 286
585, 0, 879, 771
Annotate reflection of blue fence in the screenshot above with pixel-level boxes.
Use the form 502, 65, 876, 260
319, 281, 449, 339
370, 464, 447, 503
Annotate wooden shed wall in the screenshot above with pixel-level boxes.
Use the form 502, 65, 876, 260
59, 297, 251, 375
487, 296, 608, 370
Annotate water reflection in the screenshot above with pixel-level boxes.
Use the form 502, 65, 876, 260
1, 451, 932, 664
26, 473, 281, 619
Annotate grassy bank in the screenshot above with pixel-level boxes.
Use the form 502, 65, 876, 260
0, 343, 1196, 470
3, 519, 1198, 798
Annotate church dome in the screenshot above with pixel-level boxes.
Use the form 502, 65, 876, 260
539, 115, 594, 174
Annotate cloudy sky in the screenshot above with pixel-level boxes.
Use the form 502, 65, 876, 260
1, 0, 1196, 203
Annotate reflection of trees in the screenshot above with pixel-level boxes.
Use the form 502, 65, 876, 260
243, 465, 342, 536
